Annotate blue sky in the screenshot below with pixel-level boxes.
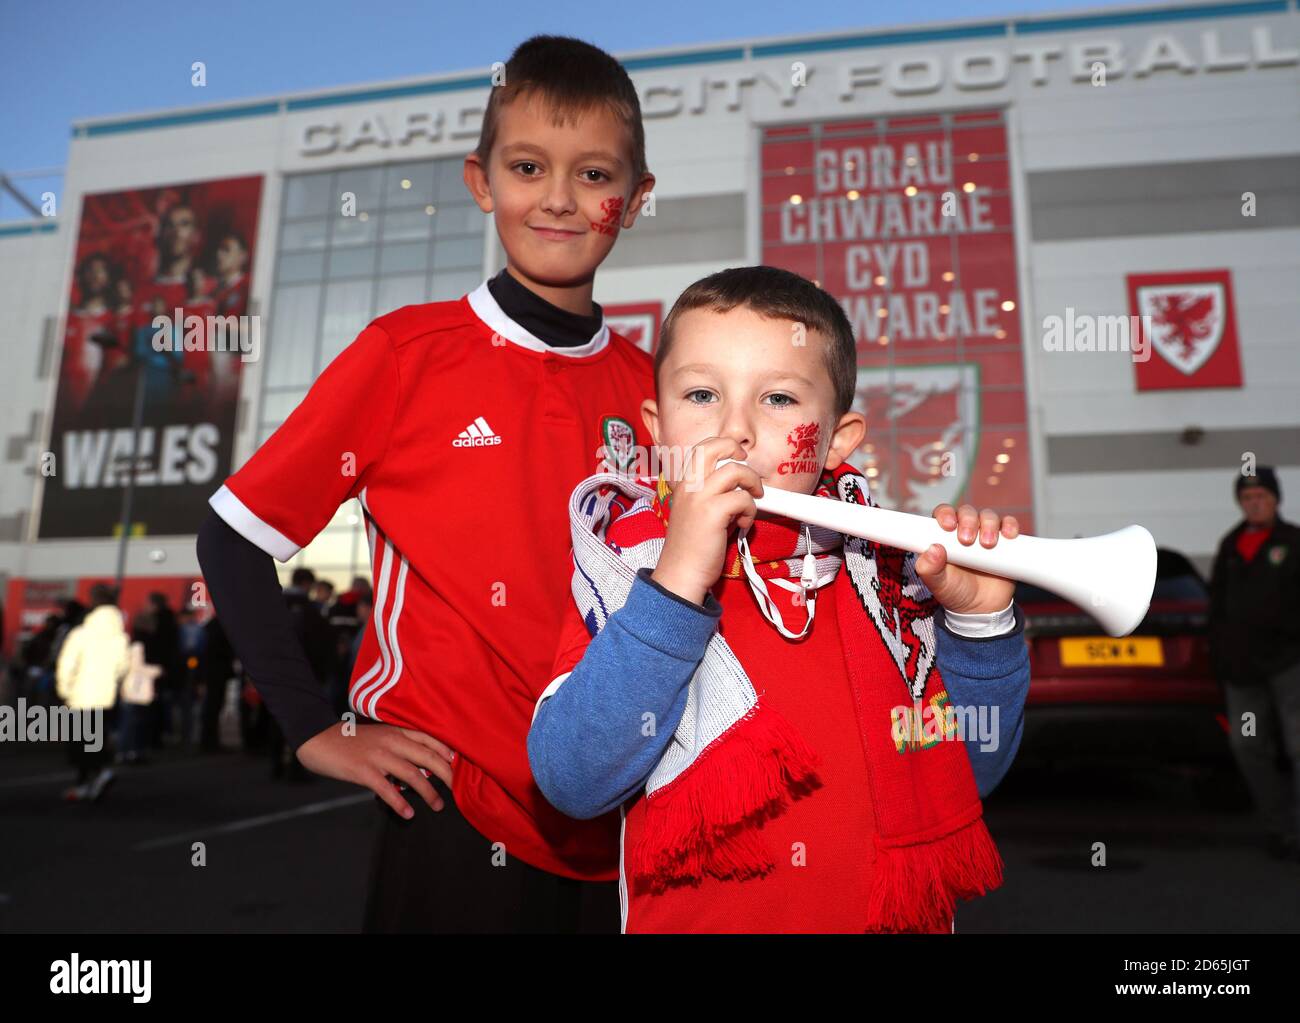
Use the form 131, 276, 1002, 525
2, 0, 1142, 219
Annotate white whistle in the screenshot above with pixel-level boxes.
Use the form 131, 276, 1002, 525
800, 550, 816, 590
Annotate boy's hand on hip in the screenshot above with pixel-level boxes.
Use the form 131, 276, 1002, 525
296, 722, 456, 819
915, 503, 1019, 615
651, 437, 763, 607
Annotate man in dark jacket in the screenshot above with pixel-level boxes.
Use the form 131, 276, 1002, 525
144, 592, 182, 748
1209, 467, 1300, 862
19, 614, 62, 703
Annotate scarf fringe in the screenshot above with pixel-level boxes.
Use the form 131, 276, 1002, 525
865, 813, 1005, 933
629, 702, 821, 894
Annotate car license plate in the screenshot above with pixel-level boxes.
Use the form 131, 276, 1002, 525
1059, 636, 1164, 667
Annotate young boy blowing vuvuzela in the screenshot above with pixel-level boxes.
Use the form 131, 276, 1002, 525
196, 35, 658, 933
528, 266, 1032, 933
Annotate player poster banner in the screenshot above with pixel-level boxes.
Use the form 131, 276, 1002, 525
761, 111, 1033, 530
38, 175, 263, 539
1126, 269, 1243, 391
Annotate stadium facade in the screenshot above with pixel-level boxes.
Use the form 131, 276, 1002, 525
1, 0, 1297, 649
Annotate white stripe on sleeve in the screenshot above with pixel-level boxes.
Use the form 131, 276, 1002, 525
209, 483, 300, 562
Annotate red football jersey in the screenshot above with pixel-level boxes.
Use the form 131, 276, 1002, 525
133, 277, 188, 330
213, 271, 249, 316
209, 282, 655, 880
181, 293, 217, 398
60, 308, 114, 412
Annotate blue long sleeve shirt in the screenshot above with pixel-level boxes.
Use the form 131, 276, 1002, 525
529, 567, 1031, 820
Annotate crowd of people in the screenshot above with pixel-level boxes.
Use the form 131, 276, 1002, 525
3, 569, 373, 801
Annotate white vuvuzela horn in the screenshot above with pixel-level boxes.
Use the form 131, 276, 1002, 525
715, 461, 1158, 637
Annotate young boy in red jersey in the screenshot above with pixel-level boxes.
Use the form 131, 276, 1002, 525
529, 266, 1032, 932
197, 36, 656, 933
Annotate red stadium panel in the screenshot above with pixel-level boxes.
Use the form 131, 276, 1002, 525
761, 111, 1032, 525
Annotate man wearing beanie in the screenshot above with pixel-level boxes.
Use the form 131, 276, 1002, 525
1209, 466, 1300, 862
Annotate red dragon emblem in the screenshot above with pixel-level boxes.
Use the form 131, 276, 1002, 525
788, 423, 819, 459
777, 422, 821, 476
866, 542, 931, 686
1149, 292, 1217, 363
1131, 275, 1231, 379
836, 472, 939, 699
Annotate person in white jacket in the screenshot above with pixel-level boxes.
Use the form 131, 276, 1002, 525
56, 583, 130, 801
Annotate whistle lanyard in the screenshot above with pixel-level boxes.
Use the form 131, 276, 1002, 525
736, 524, 828, 641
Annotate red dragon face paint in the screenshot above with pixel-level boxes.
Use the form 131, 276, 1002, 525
591, 195, 624, 236
776, 421, 821, 476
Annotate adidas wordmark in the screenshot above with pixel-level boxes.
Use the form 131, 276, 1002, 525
453, 416, 503, 448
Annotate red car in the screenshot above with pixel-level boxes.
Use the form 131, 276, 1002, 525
1016, 548, 1221, 711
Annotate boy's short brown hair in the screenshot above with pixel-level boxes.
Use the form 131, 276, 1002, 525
476, 35, 648, 184
655, 266, 859, 418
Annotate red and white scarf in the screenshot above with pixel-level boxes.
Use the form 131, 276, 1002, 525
566, 461, 1003, 932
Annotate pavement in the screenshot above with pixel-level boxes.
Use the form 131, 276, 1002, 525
1, 706, 1296, 933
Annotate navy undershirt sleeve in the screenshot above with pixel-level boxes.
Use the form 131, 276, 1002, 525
196, 509, 338, 751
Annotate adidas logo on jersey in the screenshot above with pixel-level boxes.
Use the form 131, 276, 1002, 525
453, 416, 503, 447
